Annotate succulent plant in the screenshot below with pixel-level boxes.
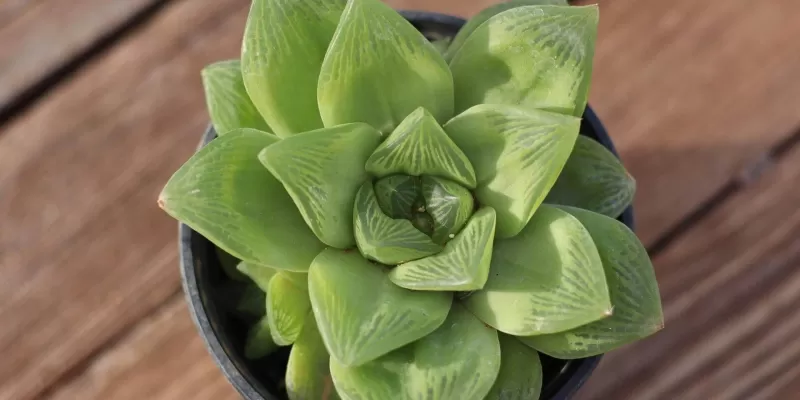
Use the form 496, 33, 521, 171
159, 0, 664, 398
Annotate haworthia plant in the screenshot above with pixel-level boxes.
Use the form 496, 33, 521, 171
160, 0, 663, 398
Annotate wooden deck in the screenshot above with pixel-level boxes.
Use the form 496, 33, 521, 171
2, 0, 799, 399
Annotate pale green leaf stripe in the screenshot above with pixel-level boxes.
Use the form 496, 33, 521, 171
309, 249, 452, 367
485, 334, 543, 400
450, 5, 598, 117
318, 0, 454, 133
201, 60, 272, 135
374, 175, 421, 220
354, 181, 443, 265
520, 206, 664, 359
390, 207, 496, 291
268, 272, 311, 346
464, 205, 611, 335
330, 304, 500, 400
244, 314, 279, 359
366, 107, 476, 188
260, 123, 382, 248
421, 176, 474, 244
242, 0, 345, 137
158, 129, 325, 271
443, 0, 569, 62
237, 262, 277, 292
545, 135, 636, 218
444, 104, 580, 238
286, 313, 341, 400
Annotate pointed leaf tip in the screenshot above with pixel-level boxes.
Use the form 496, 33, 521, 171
201, 60, 271, 135
308, 249, 452, 367
450, 4, 598, 117
318, 0, 454, 132
260, 123, 382, 248
444, 104, 580, 238
464, 205, 611, 336
330, 304, 500, 400
390, 207, 496, 291
520, 206, 663, 359
545, 135, 636, 218
366, 107, 476, 188
159, 129, 325, 271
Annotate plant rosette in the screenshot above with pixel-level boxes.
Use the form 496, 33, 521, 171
160, 0, 664, 399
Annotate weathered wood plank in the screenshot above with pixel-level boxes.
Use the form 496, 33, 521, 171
577, 144, 800, 399
0, 1, 250, 399
0, 0, 161, 112
589, 0, 800, 245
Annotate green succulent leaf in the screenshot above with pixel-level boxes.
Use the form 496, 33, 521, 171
374, 175, 422, 220
354, 181, 443, 264
444, 0, 569, 63
201, 60, 272, 135
237, 261, 277, 292
216, 247, 247, 281
365, 108, 476, 188
463, 205, 611, 335
444, 104, 580, 238
421, 176, 474, 244
308, 249, 452, 367
485, 334, 543, 400
545, 136, 636, 218
287, 313, 341, 400
318, 0, 454, 133
390, 207, 496, 291
449, 5, 598, 117
519, 206, 664, 359
158, 129, 326, 271
241, 0, 345, 137
245, 314, 279, 359
259, 123, 382, 248
267, 272, 311, 346
330, 304, 501, 400
235, 283, 266, 320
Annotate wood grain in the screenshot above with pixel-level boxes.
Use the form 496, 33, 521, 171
0, 0, 250, 398
577, 144, 800, 399
0, 0, 161, 112
2, 0, 800, 399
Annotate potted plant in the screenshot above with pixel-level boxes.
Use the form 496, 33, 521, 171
160, 0, 664, 398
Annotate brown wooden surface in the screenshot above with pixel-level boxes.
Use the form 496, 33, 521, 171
0, 0, 161, 112
2, 0, 800, 399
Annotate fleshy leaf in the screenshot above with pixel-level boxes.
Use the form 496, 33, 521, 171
444, 104, 580, 238
519, 206, 663, 359
158, 129, 326, 271
390, 207, 496, 291
235, 283, 266, 320
201, 60, 271, 135
260, 123, 382, 248
463, 205, 611, 335
421, 176, 474, 244
308, 249, 452, 366
216, 247, 247, 281
330, 304, 500, 400
444, 0, 569, 62
245, 314, 279, 359
374, 175, 422, 220
317, 0, 454, 133
449, 5, 598, 117
365, 108, 476, 188
485, 334, 543, 400
354, 182, 443, 264
267, 272, 311, 346
545, 135, 636, 218
237, 261, 277, 292
241, 0, 345, 137
287, 313, 341, 400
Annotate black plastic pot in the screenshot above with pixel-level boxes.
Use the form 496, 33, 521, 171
179, 10, 634, 400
